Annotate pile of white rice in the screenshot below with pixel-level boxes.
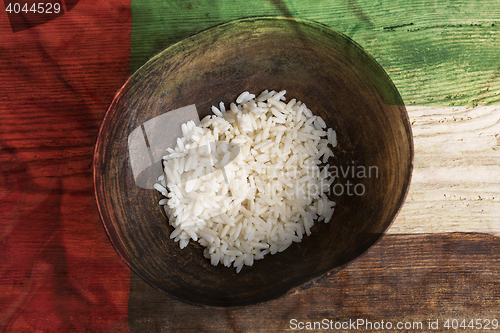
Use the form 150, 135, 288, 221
155, 90, 337, 273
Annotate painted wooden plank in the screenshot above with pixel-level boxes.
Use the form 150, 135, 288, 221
388, 105, 500, 236
128, 233, 500, 332
130, 0, 500, 105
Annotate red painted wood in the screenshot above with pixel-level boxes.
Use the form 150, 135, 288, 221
0, 1, 131, 331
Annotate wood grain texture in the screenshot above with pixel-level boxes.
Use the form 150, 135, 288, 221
124, 0, 500, 327
388, 105, 500, 236
0, 2, 132, 331
1, 0, 499, 330
130, 0, 500, 106
128, 233, 500, 332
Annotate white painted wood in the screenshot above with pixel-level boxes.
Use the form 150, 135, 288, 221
387, 105, 500, 236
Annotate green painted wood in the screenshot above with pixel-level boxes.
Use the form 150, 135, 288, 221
130, 0, 500, 106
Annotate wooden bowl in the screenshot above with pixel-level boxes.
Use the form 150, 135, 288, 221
93, 17, 413, 307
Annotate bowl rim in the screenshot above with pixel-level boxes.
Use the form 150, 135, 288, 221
93, 15, 415, 307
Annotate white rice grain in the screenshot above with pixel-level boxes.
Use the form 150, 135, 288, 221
155, 90, 337, 272
211, 105, 223, 117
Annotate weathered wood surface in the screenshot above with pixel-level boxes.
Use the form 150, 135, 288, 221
130, 0, 500, 106
128, 233, 500, 332
0, 2, 132, 331
389, 105, 500, 236
1, 0, 500, 331
127, 0, 500, 330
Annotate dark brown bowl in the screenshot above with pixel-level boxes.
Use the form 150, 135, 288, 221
93, 17, 413, 307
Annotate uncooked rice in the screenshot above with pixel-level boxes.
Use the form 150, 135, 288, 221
155, 90, 337, 273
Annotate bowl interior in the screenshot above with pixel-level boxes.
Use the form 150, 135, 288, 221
94, 17, 413, 307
